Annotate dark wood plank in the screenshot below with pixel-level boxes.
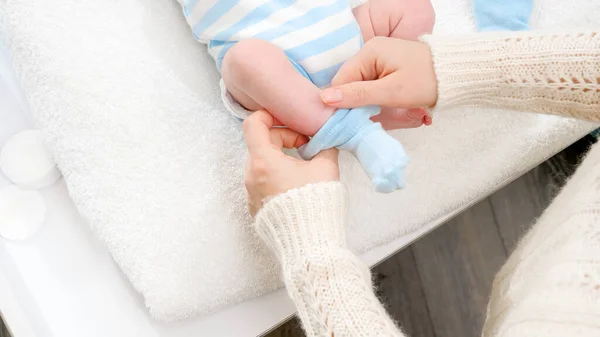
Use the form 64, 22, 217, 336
373, 247, 436, 337
265, 317, 304, 337
489, 167, 553, 252
491, 135, 596, 252
411, 199, 507, 337
0, 315, 11, 337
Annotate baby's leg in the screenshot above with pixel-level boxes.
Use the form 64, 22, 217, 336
221, 39, 335, 136
224, 39, 407, 192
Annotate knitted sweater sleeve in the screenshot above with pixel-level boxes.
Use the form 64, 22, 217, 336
421, 31, 600, 121
254, 182, 404, 337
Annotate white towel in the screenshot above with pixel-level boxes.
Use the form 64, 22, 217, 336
0, 0, 597, 322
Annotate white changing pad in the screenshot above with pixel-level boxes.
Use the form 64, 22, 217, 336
0, 0, 597, 322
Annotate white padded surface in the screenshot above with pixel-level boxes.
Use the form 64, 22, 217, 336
0, 0, 597, 322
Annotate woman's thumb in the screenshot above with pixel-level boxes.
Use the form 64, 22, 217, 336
313, 148, 339, 162
321, 77, 396, 108
312, 148, 340, 178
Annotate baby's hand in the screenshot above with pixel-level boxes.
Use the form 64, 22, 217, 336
355, 0, 435, 42
391, 0, 435, 40
394, 0, 436, 40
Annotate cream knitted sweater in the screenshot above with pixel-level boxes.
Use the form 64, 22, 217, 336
255, 31, 600, 337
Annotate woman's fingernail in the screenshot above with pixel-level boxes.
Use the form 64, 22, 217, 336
321, 88, 343, 103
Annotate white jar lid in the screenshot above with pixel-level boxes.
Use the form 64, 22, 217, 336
0, 129, 61, 189
0, 184, 46, 240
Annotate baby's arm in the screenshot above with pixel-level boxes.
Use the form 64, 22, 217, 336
221, 39, 335, 137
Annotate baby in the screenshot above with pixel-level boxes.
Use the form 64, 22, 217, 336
180, 0, 434, 192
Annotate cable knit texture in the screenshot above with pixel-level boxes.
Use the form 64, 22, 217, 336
255, 31, 600, 337
422, 31, 600, 120
255, 183, 403, 337
258, 152, 600, 337
483, 139, 600, 337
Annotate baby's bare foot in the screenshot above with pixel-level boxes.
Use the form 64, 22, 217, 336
372, 107, 432, 130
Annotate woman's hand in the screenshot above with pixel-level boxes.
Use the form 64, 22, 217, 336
321, 37, 439, 110
243, 110, 340, 216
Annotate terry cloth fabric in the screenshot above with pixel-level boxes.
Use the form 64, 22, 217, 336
0, 0, 597, 322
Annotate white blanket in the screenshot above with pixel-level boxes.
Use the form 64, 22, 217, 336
0, 0, 597, 322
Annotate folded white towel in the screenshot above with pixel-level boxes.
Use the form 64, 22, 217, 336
0, 0, 597, 322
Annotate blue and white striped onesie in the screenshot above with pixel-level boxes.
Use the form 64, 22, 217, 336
180, 0, 410, 193
182, 0, 363, 91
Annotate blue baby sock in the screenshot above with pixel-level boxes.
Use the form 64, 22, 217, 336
298, 106, 409, 193
473, 0, 533, 32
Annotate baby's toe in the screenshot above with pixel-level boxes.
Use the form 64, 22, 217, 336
423, 111, 433, 126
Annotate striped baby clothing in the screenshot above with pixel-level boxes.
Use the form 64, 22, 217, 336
181, 0, 363, 89
179, 0, 409, 192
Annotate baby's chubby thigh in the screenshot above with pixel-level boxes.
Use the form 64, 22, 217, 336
221, 39, 335, 136
220, 39, 274, 112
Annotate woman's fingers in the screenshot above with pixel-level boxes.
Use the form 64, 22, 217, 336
312, 148, 340, 179
313, 148, 339, 162
324, 38, 438, 109
270, 128, 309, 149
330, 47, 378, 87
321, 76, 400, 108
243, 110, 308, 153
242, 111, 341, 216
242, 110, 275, 154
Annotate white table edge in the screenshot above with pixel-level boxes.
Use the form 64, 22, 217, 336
0, 267, 36, 337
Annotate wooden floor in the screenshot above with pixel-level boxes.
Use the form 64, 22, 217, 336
0, 137, 593, 337
267, 135, 595, 337
0, 315, 9, 337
